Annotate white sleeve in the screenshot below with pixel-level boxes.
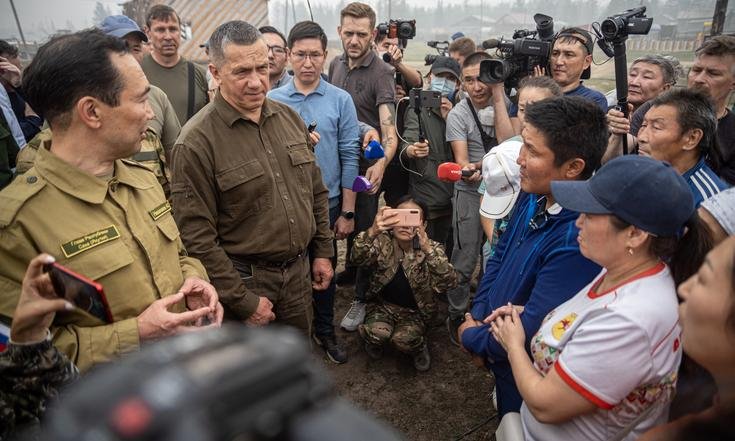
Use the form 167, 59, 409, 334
554, 311, 652, 409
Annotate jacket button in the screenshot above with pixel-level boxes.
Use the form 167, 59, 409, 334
26, 176, 38, 184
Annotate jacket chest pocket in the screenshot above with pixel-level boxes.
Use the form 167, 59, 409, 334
287, 143, 316, 190
215, 159, 273, 218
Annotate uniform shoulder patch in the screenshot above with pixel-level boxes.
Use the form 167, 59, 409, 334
0, 173, 47, 227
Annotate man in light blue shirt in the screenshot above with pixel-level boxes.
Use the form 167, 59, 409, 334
268, 20, 360, 364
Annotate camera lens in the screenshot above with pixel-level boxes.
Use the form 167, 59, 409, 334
600, 18, 620, 39
424, 54, 437, 65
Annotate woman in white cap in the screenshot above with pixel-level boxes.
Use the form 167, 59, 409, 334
489, 155, 714, 441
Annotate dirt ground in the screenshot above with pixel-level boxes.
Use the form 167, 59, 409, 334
309, 241, 498, 441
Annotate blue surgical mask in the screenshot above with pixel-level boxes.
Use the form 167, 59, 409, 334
429, 76, 457, 99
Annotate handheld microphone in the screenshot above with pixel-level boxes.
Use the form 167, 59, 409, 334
437, 162, 475, 182
481, 38, 500, 50
352, 176, 373, 192
382, 52, 392, 63
364, 140, 385, 160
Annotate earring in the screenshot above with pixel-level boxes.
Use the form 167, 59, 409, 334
627, 247, 634, 256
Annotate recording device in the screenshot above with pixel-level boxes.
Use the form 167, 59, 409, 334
43, 326, 405, 441
478, 13, 555, 90
424, 40, 449, 65
377, 19, 416, 86
437, 162, 476, 182
43, 262, 113, 323
377, 19, 417, 41
385, 208, 422, 227
364, 140, 385, 160
352, 176, 373, 193
409, 89, 441, 142
592, 6, 653, 155
599, 7, 653, 43
307, 121, 317, 133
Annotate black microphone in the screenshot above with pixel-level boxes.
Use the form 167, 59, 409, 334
481, 38, 500, 50
382, 52, 392, 63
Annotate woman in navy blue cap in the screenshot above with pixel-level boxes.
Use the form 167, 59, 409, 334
487, 155, 714, 441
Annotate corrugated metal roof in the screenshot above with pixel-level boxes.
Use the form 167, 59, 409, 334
165, 0, 269, 62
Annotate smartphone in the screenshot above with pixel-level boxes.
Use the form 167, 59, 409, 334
307, 121, 317, 133
384, 208, 422, 227
43, 262, 113, 323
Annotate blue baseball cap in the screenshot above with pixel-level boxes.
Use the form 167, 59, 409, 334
550, 155, 695, 237
100, 15, 148, 42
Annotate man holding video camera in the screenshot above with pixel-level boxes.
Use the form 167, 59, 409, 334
400, 56, 461, 248
0, 30, 222, 373
549, 27, 608, 112
445, 52, 514, 345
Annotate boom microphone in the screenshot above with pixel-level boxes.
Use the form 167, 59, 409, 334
481, 38, 500, 50
437, 162, 476, 182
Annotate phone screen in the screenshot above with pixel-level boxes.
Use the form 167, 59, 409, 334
44, 263, 113, 323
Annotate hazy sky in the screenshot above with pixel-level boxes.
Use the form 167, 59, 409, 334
0, 0, 122, 41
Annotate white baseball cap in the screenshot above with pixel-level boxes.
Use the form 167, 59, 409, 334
479, 139, 522, 219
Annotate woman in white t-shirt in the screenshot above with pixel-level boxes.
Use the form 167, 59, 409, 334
489, 155, 714, 441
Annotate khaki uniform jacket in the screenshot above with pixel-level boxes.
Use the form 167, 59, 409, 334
0, 147, 207, 372
16, 128, 171, 198
351, 230, 458, 321
171, 94, 333, 320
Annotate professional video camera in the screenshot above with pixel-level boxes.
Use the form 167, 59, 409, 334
43, 326, 405, 441
478, 13, 554, 89
424, 40, 449, 65
592, 6, 653, 154
377, 19, 417, 41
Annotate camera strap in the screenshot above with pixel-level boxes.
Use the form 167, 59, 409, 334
465, 98, 497, 153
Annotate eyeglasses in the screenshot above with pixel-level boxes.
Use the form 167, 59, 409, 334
267, 45, 286, 55
291, 52, 325, 62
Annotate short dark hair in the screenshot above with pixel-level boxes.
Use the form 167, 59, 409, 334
340, 2, 376, 29
259, 25, 287, 47
518, 75, 562, 97
145, 4, 180, 28
448, 37, 476, 57
22, 29, 127, 130
649, 88, 724, 171
209, 21, 262, 67
524, 96, 607, 180
394, 194, 429, 221
462, 51, 490, 70
0, 39, 18, 58
288, 21, 327, 51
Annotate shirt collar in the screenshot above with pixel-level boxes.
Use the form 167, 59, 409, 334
286, 78, 327, 98
214, 91, 279, 127
341, 50, 376, 69
34, 144, 152, 205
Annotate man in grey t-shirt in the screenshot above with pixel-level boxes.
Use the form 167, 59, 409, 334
445, 52, 514, 345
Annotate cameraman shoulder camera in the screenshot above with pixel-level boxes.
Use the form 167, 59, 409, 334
375, 20, 422, 92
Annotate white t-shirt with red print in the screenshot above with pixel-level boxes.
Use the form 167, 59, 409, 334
521, 263, 683, 441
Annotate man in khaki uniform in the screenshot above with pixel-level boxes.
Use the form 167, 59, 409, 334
0, 29, 223, 372
170, 21, 333, 332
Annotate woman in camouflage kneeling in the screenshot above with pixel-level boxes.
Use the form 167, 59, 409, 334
352, 196, 457, 371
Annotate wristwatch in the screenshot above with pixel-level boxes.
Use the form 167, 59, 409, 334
340, 211, 355, 220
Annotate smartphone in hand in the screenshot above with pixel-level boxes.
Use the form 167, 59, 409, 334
43, 262, 113, 323
384, 208, 422, 227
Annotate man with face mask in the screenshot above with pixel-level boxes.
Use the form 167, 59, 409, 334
399, 56, 461, 248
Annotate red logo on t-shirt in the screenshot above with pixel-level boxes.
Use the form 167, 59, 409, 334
673, 338, 680, 352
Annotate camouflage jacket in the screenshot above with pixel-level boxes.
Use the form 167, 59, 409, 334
17, 127, 171, 198
351, 230, 457, 320
0, 339, 79, 439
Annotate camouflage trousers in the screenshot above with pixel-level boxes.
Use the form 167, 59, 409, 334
358, 302, 426, 354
